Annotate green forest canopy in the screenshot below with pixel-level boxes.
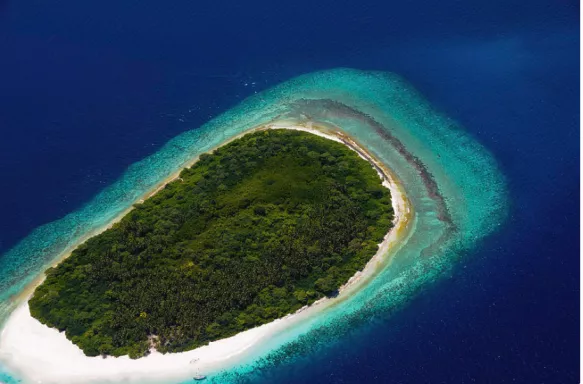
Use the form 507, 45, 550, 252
29, 129, 393, 358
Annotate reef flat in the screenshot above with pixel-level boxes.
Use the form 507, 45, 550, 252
0, 69, 506, 384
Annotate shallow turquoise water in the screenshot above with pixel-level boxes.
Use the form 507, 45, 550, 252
0, 69, 507, 383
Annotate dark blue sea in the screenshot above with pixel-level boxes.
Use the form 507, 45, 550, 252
0, 1, 578, 383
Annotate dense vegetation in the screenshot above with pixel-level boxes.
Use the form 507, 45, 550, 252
29, 129, 393, 358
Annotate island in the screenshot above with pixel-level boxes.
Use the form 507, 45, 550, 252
0, 69, 506, 384
29, 129, 393, 359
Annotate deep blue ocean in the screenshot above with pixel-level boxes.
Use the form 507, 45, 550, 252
0, 1, 578, 383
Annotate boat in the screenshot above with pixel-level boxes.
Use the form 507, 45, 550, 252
193, 375, 206, 381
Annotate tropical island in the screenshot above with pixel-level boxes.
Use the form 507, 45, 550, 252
29, 129, 394, 359
0, 69, 506, 384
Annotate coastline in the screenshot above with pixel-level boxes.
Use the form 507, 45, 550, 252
0, 122, 412, 384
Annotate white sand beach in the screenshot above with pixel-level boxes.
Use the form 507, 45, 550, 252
0, 123, 411, 384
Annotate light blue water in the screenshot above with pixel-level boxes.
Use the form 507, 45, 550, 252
0, 69, 507, 383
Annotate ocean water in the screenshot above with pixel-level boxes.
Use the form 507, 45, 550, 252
0, 1, 578, 383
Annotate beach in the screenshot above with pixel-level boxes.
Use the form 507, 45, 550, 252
0, 122, 411, 384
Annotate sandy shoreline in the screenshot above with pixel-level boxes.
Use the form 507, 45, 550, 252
0, 122, 411, 384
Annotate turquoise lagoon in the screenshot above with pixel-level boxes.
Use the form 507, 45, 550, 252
0, 69, 507, 383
